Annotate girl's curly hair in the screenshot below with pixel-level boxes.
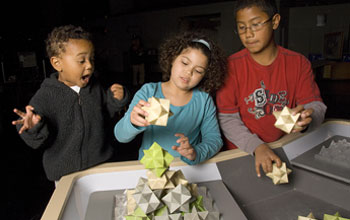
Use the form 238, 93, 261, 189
158, 31, 227, 94
45, 24, 92, 58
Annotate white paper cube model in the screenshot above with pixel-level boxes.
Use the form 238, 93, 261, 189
142, 97, 173, 126
273, 106, 300, 133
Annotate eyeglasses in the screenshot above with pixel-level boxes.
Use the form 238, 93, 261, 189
235, 16, 273, 34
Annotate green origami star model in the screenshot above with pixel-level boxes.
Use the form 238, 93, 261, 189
324, 212, 350, 220
140, 142, 174, 177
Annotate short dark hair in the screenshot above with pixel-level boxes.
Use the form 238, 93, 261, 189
158, 30, 227, 94
234, 0, 278, 19
45, 24, 92, 58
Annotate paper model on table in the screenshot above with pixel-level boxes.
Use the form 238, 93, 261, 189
140, 142, 174, 177
123, 142, 223, 220
152, 189, 164, 199
142, 96, 173, 126
183, 207, 208, 220
266, 162, 292, 185
154, 213, 182, 220
161, 184, 192, 213
134, 177, 149, 193
298, 212, 317, 220
183, 206, 220, 220
147, 168, 197, 196
147, 170, 176, 190
172, 170, 189, 186
273, 106, 301, 133
187, 183, 199, 198
148, 169, 190, 190
324, 212, 350, 220
132, 181, 163, 214
126, 189, 137, 215
114, 192, 127, 220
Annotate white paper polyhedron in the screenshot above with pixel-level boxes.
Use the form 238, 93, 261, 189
142, 97, 173, 126
161, 184, 192, 213
184, 207, 220, 220
114, 193, 127, 220
179, 200, 190, 213
126, 189, 137, 215
132, 192, 161, 214
172, 170, 189, 186
154, 213, 182, 220
132, 180, 162, 214
114, 207, 126, 220
153, 189, 164, 199
187, 183, 198, 198
266, 162, 292, 185
135, 177, 149, 193
273, 106, 301, 133
184, 207, 208, 220
147, 170, 176, 190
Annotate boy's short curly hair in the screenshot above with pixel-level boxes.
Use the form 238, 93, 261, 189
234, 0, 278, 19
45, 24, 92, 58
158, 31, 227, 94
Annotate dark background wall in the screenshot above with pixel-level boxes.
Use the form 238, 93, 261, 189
2, 1, 350, 219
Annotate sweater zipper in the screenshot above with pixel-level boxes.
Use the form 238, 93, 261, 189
78, 93, 84, 168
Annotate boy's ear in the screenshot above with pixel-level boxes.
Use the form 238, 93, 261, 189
50, 56, 62, 72
272, 14, 281, 30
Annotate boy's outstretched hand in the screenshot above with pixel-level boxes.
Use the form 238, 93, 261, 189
130, 99, 150, 127
254, 143, 282, 177
110, 83, 124, 100
291, 105, 313, 133
172, 133, 196, 161
12, 105, 41, 134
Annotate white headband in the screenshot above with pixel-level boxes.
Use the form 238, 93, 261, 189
192, 39, 211, 50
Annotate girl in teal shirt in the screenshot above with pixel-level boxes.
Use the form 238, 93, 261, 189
114, 31, 227, 165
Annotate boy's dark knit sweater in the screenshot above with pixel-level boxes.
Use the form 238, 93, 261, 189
17, 72, 129, 181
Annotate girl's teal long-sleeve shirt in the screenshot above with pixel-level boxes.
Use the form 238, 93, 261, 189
114, 82, 223, 165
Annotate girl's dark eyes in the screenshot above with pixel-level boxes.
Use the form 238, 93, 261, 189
79, 58, 94, 64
